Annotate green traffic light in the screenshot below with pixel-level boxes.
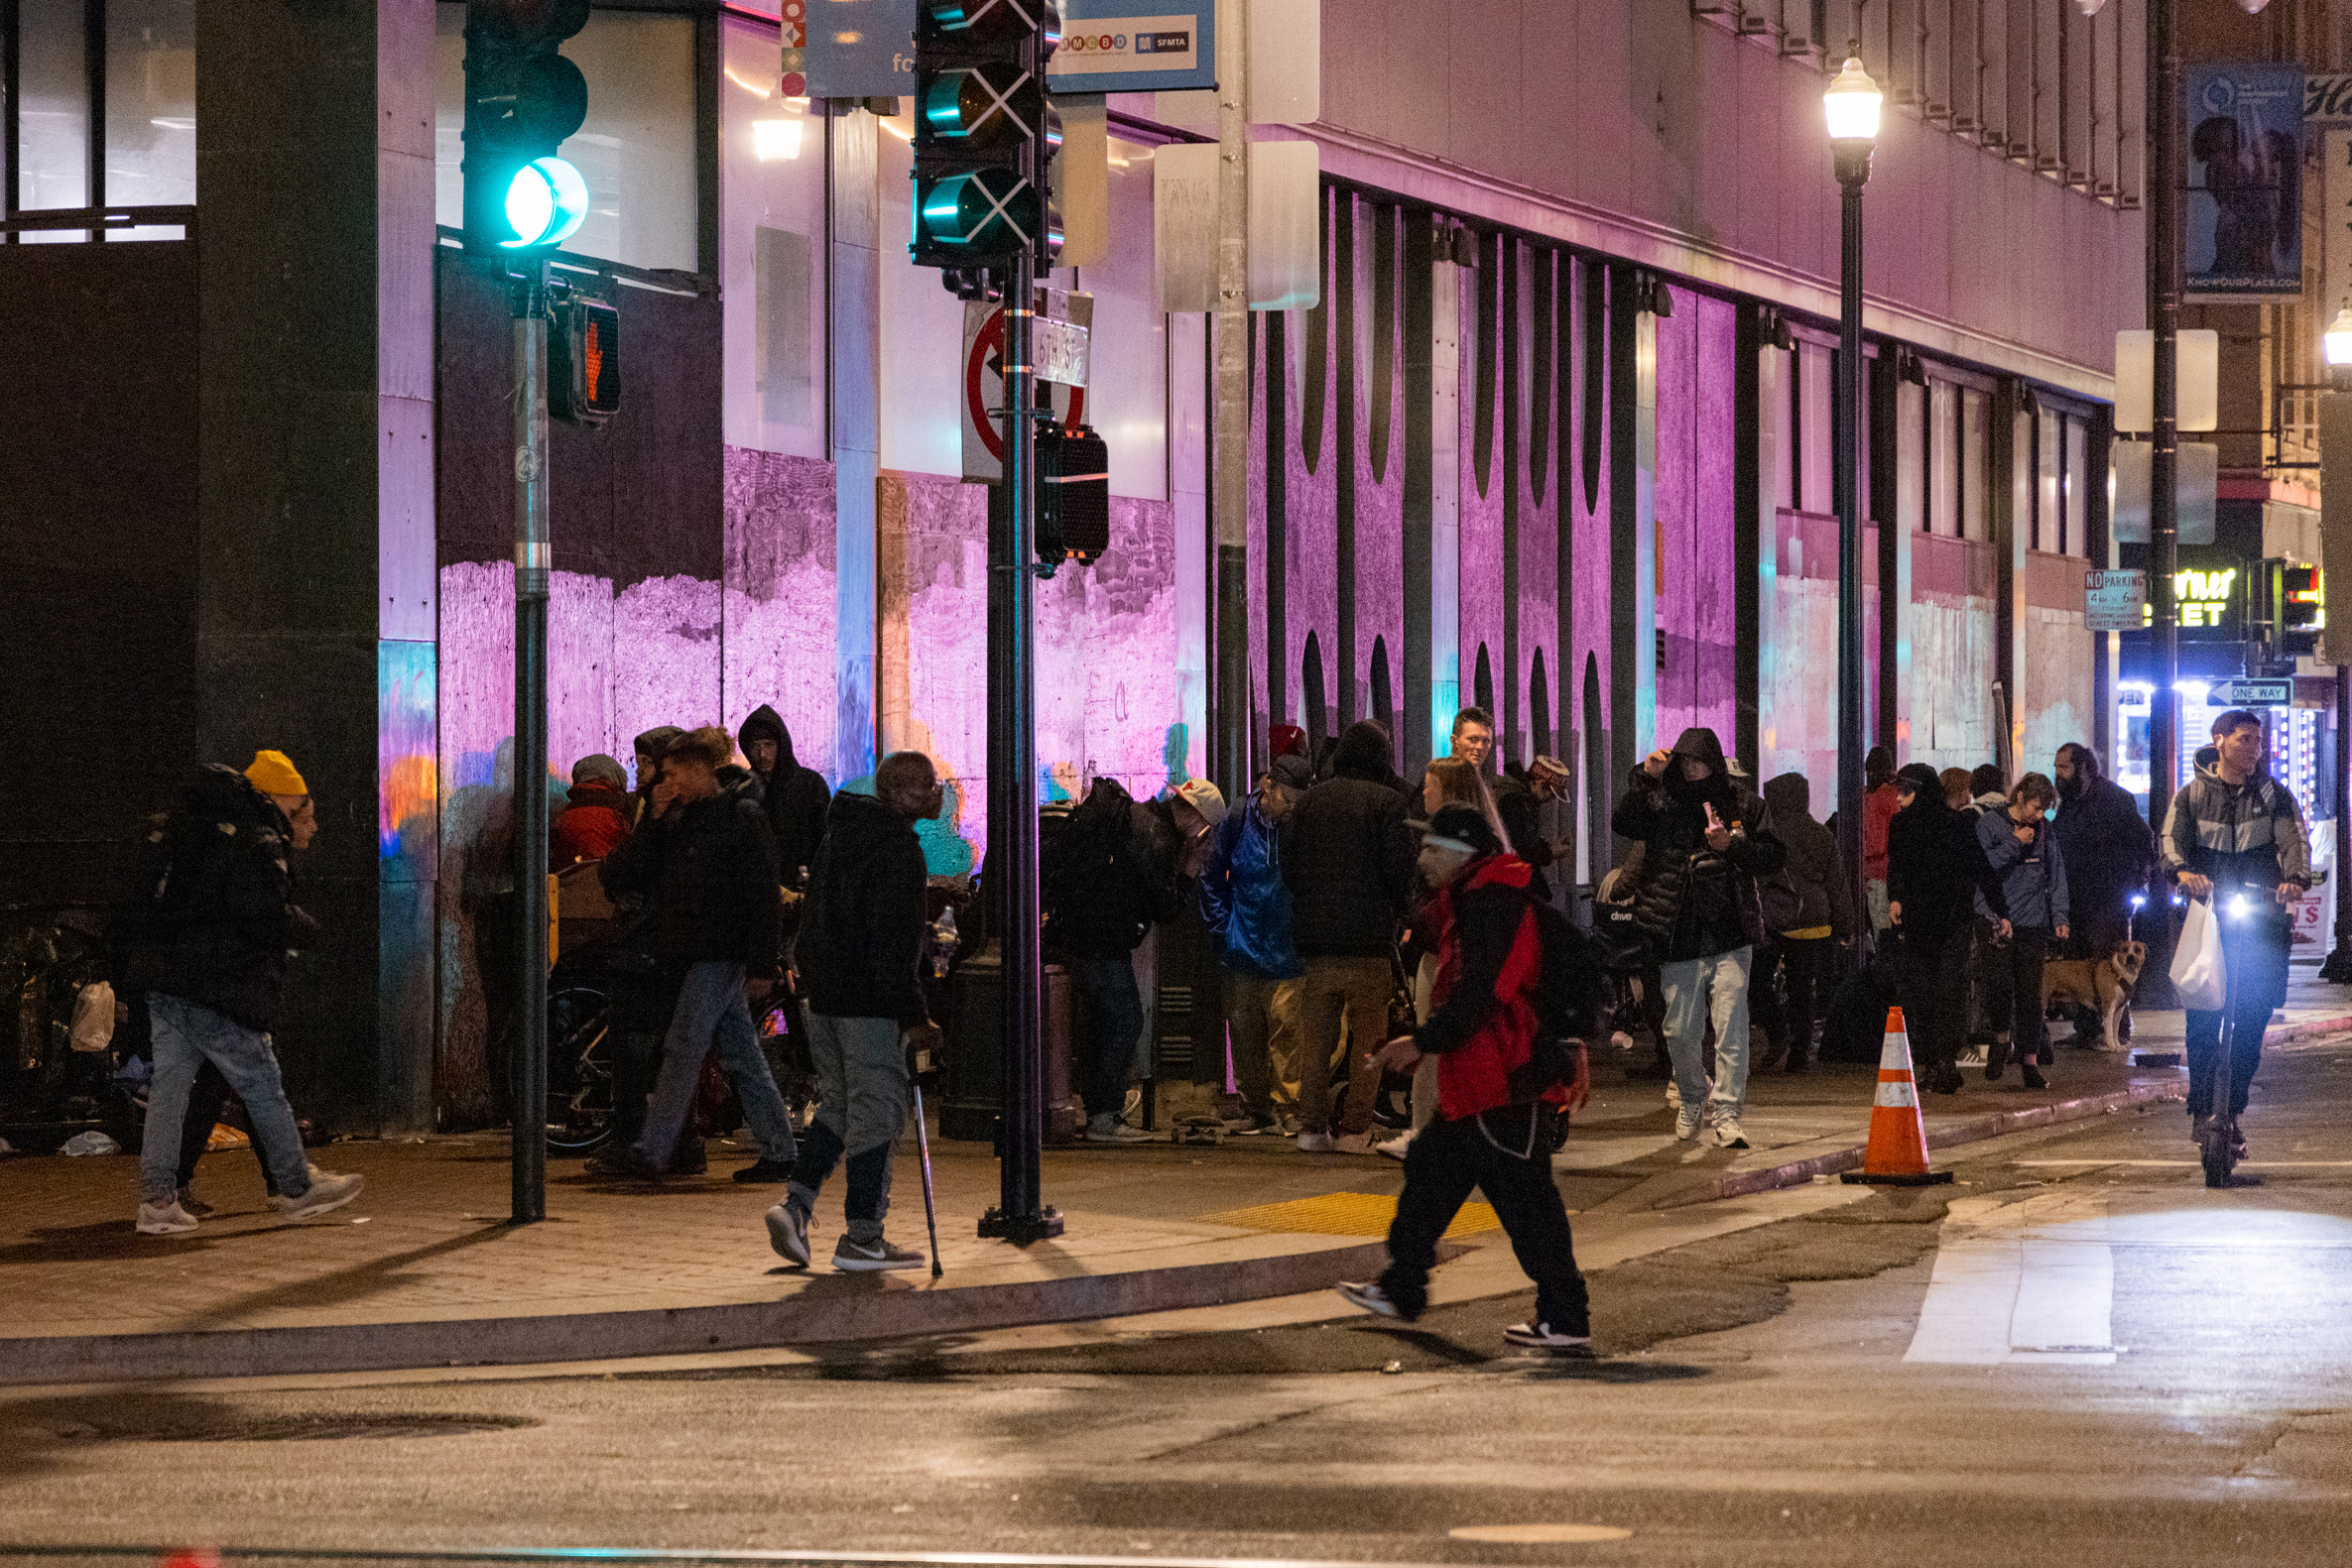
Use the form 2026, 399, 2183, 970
502, 157, 589, 249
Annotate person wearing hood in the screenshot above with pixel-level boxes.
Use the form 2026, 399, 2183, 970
1886, 762, 2003, 1095
1283, 720, 1421, 1151
1333, 805, 1592, 1354
1757, 773, 1854, 1073
552, 755, 632, 866
1611, 727, 1785, 1148
2161, 709, 2311, 1166
1198, 754, 1310, 1134
736, 704, 831, 884
630, 725, 684, 828
2053, 741, 2156, 966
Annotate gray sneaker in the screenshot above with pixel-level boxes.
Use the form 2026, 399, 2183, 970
833, 1235, 926, 1272
765, 1201, 811, 1267
136, 1199, 199, 1236
270, 1167, 363, 1220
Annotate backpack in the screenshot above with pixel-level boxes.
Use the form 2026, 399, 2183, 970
1756, 864, 1804, 936
1504, 895, 1607, 1108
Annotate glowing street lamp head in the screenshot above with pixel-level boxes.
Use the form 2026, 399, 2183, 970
1823, 56, 1884, 144
503, 157, 589, 249
2325, 307, 2352, 368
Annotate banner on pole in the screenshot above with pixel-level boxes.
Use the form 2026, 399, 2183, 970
2185, 61, 2306, 300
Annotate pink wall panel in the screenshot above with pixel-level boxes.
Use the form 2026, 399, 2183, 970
723, 447, 837, 777
1289, 287, 1340, 743
1458, 262, 1506, 732
1352, 197, 1406, 740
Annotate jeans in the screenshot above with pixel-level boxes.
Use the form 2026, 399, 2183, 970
633, 961, 799, 1165
1223, 969, 1300, 1124
788, 1013, 910, 1245
1660, 946, 1754, 1121
179, 1058, 275, 1195
138, 994, 311, 1205
2185, 916, 2290, 1120
1068, 954, 1145, 1124
1296, 955, 1395, 1135
1380, 1105, 1587, 1332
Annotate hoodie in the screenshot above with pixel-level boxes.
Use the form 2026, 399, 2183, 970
1610, 728, 1786, 961
1284, 721, 1420, 957
1413, 851, 1568, 1121
1041, 778, 1179, 959
1762, 773, 1854, 938
736, 704, 831, 881
1196, 790, 1302, 980
798, 788, 931, 1026
1885, 773, 1998, 950
630, 726, 684, 827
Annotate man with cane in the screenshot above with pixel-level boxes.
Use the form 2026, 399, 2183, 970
765, 752, 945, 1271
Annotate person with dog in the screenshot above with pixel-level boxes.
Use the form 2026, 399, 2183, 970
2161, 710, 2310, 1163
2053, 742, 2155, 963
1333, 804, 1592, 1354
1975, 773, 2067, 1089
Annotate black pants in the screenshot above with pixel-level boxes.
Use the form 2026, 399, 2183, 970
1757, 936, 1831, 1058
1982, 926, 2049, 1059
1896, 926, 1972, 1077
1380, 1105, 1588, 1333
2185, 918, 2289, 1120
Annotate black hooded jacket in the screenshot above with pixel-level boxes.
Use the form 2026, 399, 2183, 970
118, 766, 320, 1030
798, 789, 931, 1026
599, 784, 784, 977
1041, 778, 1179, 960
1609, 728, 1787, 961
736, 704, 831, 882
1762, 772, 1855, 937
2052, 771, 2154, 926
1886, 782, 2001, 950
1283, 721, 1419, 958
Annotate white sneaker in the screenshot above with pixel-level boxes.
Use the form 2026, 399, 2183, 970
1084, 1116, 1154, 1145
1374, 1130, 1415, 1160
833, 1235, 926, 1271
765, 1201, 811, 1267
1295, 1129, 1336, 1152
270, 1167, 363, 1220
1674, 1105, 1703, 1141
1504, 1320, 1594, 1355
1710, 1116, 1751, 1150
136, 1199, 198, 1236
1336, 1279, 1400, 1318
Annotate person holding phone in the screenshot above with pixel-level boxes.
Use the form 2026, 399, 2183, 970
1976, 773, 2067, 1089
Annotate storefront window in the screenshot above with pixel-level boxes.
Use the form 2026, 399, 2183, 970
721, 11, 825, 456
1961, 388, 1989, 542
17, 0, 89, 226
104, 0, 195, 210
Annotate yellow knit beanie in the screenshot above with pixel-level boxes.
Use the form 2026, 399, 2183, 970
244, 750, 310, 797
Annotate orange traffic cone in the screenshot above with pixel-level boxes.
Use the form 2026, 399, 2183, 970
1839, 1007, 1955, 1186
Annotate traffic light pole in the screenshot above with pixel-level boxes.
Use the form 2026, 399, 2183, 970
2139, 0, 2182, 1009
511, 261, 551, 1225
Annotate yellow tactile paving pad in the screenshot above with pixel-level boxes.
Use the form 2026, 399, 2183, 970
1203, 1190, 1502, 1239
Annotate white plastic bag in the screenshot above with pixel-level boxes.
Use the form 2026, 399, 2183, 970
68, 982, 116, 1053
2169, 896, 2228, 1013
60, 1131, 120, 1156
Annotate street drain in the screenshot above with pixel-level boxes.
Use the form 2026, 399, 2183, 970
41, 1412, 537, 1444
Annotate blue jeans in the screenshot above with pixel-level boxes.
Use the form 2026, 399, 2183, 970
138, 994, 312, 1205
1068, 955, 1144, 1123
633, 961, 800, 1165
1660, 945, 1754, 1121
787, 1012, 909, 1245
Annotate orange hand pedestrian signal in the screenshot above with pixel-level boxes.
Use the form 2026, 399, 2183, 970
1840, 1008, 1955, 1186
552, 294, 619, 424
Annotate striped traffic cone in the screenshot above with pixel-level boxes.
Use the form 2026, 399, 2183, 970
1839, 1007, 1955, 1186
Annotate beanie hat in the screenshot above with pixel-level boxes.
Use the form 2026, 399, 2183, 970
1265, 754, 1313, 791
571, 754, 628, 791
1424, 803, 1502, 858
244, 750, 309, 797
1894, 762, 1942, 797
1173, 777, 1228, 827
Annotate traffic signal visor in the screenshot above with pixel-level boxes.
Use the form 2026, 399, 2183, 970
504, 157, 590, 249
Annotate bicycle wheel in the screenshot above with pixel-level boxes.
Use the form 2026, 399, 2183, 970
546, 984, 616, 1156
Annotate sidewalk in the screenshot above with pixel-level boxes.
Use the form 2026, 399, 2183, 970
3, 980, 2346, 1386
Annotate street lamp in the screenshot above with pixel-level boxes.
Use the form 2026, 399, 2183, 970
2325, 306, 2352, 388
2319, 311, 2352, 983
1826, 51, 1880, 966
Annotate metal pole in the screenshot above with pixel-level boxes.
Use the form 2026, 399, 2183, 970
511, 263, 550, 1225
2140, 0, 2182, 1008
2321, 389, 2352, 982
1833, 146, 1870, 965
2327, 658, 2352, 983
1210, 0, 1251, 803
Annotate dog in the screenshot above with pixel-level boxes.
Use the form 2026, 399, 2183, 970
2043, 939, 2147, 1050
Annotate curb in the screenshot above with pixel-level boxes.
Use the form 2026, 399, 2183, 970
0, 1237, 1391, 1387
1670, 1015, 2352, 1208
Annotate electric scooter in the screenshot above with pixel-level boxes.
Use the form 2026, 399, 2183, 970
2199, 889, 2271, 1191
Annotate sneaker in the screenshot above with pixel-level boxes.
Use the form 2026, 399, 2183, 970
1983, 1040, 2008, 1081
833, 1235, 926, 1272
1084, 1115, 1155, 1145
2019, 1061, 2047, 1090
1295, 1129, 1336, 1152
764, 1201, 811, 1267
1504, 1320, 1594, 1355
734, 1156, 797, 1184
270, 1167, 364, 1220
1374, 1130, 1415, 1160
667, 1137, 708, 1176
176, 1185, 215, 1219
1335, 1279, 1400, 1318
1674, 1105, 1703, 1141
1331, 1131, 1380, 1155
136, 1199, 199, 1236
1710, 1115, 1750, 1150
585, 1145, 665, 1181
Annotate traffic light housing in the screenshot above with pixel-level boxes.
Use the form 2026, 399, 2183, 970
2282, 562, 2323, 654
463, 0, 592, 253
911, 0, 1063, 278
550, 292, 620, 424
1036, 423, 1109, 567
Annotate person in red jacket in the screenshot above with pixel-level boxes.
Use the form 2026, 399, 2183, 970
1862, 744, 1899, 932
551, 755, 633, 866
1334, 805, 1591, 1354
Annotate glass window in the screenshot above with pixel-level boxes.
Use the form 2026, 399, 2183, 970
2037, 405, 2061, 552
2063, 414, 2088, 557
1896, 379, 1923, 532
1772, 346, 1794, 512
19, 0, 89, 223
1799, 342, 1832, 513
434, 4, 698, 274
721, 11, 825, 456
104, 0, 195, 210
1961, 388, 1988, 542
1059, 134, 1167, 501
1928, 379, 1958, 536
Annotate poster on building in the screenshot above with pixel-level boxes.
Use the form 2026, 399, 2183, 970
2185, 61, 2305, 299
800, 0, 915, 99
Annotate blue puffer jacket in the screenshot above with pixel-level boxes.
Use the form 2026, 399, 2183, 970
1196, 797, 1302, 980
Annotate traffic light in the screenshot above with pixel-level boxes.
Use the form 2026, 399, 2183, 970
1035, 423, 1108, 567
911, 0, 1063, 283
2283, 562, 2323, 654
463, 0, 592, 253
549, 292, 620, 424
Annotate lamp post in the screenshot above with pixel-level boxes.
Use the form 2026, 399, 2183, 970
2319, 311, 2352, 984
1826, 52, 1881, 963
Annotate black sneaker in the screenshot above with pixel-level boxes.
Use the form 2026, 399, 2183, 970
1504, 1320, 1594, 1356
2020, 1061, 2047, 1090
585, 1145, 664, 1182
733, 1157, 797, 1184
765, 1201, 811, 1266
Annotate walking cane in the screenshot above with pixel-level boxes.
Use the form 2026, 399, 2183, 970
911, 1073, 943, 1277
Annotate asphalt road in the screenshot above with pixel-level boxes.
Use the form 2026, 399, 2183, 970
4, 1045, 2351, 1568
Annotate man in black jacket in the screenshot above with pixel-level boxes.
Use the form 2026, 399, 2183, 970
593, 727, 800, 1183
1887, 762, 2003, 1095
737, 703, 831, 884
125, 752, 365, 1235
1282, 720, 1418, 1151
1043, 777, 1180, 1144
766, 750, 944, 1271
1757, 773, 1854, 1072
1610, 727, 1787, 1149
2053, 742, 2155, 962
